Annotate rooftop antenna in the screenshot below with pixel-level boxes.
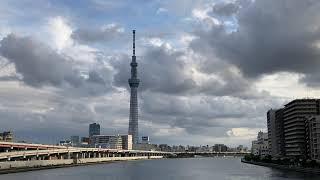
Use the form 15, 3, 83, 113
133, 30, 135, 56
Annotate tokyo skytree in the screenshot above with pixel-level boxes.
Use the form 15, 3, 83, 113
128, 30, 140, 145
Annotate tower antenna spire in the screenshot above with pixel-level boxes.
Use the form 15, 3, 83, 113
133, 30, 135, 56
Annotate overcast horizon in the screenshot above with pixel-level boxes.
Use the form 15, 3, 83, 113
0, 0, 320, 147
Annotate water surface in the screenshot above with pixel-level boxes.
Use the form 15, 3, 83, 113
1, 157, 319, 180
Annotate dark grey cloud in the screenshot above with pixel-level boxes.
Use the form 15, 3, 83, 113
112, 46, 196, 94
111, 43, 266, 99
0, 34, 113, 96
211, 2, 239, 17
140, 91, 283, 134
0, 34, 82, 87
191, 0, 320, 87
71, 24, 124, 43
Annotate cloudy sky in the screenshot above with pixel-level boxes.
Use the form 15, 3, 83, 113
0, 0, 319, 147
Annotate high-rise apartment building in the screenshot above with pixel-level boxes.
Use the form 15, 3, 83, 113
283, 99, 320, 157
267, 109, 277, 156
275, 108, 285, 157
305, 116, 320, 160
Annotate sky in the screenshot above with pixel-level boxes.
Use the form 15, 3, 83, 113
0, 0, 320, 147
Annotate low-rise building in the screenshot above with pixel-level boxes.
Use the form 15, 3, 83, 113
141, 136, 150, 144
109, 136, 122, 150
251, 131, 269, 157
70, 136, 80, 146
59, 140, 72, 146
135, 143, 158, 151
0, 131, 13, 142
213, 144, 228, 152
121, 135, 132, 150
90, 134, 132, 150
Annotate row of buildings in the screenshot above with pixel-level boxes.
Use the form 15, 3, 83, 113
265, 99, 320, 160
60, 123, 150, 150
158, 144, 248, 153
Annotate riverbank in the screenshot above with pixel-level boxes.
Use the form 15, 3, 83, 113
241, 159, 320, 175
0, 156, 163, 174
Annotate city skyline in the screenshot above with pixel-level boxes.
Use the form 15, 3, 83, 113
1, 0, 320, 147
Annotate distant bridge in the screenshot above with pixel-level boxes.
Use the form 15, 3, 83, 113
173, 151, 250, 158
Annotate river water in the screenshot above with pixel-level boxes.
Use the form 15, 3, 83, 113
0, 157, 319, 180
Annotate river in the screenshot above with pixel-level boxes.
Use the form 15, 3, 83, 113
0, 157, 319, 180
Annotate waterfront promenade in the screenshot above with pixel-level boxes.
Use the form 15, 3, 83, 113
241, 159, 320, 175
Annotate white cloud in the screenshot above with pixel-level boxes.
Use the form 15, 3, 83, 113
255, 72, 320, 99
47, 16, 73, 51
227, 128, 264, 140
156, 7, 168, 14
192, 7, 220, 27
102, 23, 124, 33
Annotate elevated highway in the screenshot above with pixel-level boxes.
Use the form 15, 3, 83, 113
0, 142, 173, 161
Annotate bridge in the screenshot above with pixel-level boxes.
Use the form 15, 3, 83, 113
0, 142, 172, 161
0, 142, 174, 173
173, 151, 250, 158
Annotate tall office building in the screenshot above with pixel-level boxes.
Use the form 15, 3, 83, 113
283, 99, 320, 158
267, 109, 277, 156
128, 30, 140, 145
89, 123, 100, 137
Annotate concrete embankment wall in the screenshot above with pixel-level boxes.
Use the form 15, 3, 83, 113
0, 156, 163, 173
241, 159, 320, 175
